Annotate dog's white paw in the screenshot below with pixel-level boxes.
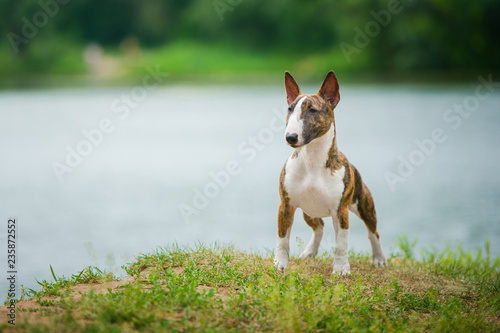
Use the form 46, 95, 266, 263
373, 256, 388, 268
332, 262, 351, 275
298, 247, 317, 259
274, 253, 289, 271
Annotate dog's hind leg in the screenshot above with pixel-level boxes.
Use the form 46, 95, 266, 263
299, 213, 324, 258
349, 180, 387, 268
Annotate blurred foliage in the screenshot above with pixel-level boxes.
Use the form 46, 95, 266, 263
0, 0, 499, 80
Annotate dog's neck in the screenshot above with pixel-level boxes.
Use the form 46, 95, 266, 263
298, 123, 338, 168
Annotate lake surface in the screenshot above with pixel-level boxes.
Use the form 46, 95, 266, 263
1, 82, 499, 294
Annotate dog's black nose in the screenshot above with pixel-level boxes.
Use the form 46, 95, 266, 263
286, 133, 298, 145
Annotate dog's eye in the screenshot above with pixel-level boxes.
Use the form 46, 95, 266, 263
287, 107, 292, 113
310, 108, 319, 113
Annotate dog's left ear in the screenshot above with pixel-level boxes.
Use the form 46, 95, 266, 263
318, 71, 340, 108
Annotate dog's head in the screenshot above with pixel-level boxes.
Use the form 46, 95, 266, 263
284, 71, 340, 148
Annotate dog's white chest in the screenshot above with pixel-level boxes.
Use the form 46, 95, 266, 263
284, 155, 345, 218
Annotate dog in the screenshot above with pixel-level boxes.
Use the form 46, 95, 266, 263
274, 71, 388, 274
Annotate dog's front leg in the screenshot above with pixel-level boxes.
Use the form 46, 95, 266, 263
274, 201, 296, 270
332, 207, 350, 275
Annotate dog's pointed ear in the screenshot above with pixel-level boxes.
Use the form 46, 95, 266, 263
318, 71, 340, 108
285, 71, 301, 105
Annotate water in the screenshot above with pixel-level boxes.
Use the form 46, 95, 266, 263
0, 83, 499, 294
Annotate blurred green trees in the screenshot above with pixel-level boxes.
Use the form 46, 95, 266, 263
1, 0, 498, 79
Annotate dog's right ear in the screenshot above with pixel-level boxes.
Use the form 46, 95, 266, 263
285, 71, 301, 105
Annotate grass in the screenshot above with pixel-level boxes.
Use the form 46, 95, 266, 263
125, 40, 368, 83
24, 265, 116, 299
1, 236, 499, 332
2, 38, 488, 89
0, 38, 376, 88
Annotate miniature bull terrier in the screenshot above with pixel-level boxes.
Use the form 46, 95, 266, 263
274, 71, 388, 274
